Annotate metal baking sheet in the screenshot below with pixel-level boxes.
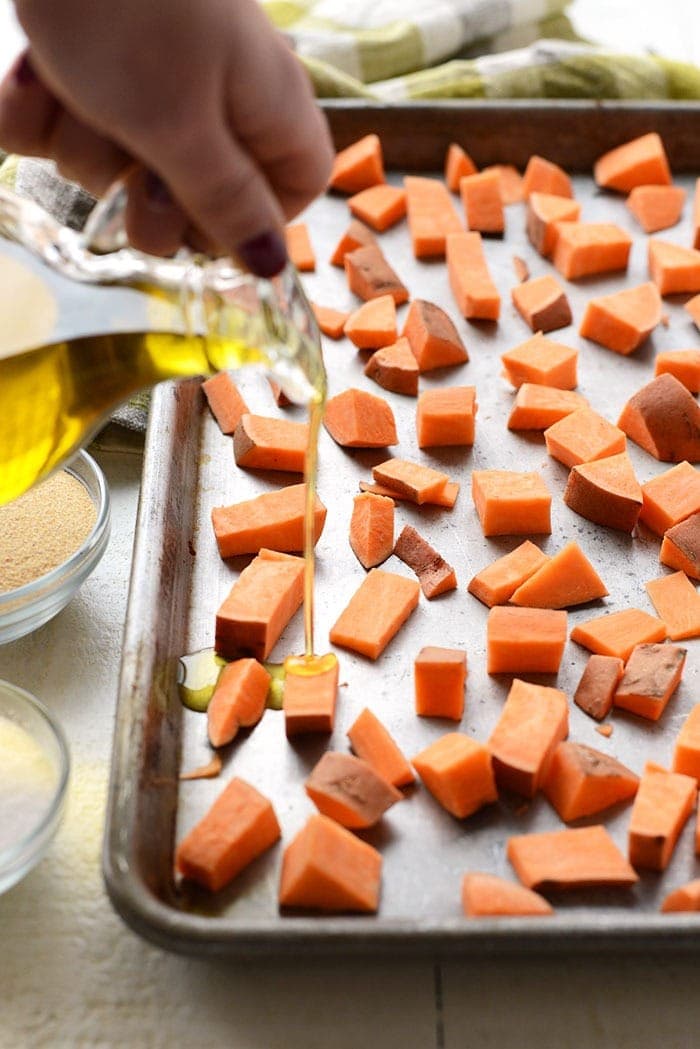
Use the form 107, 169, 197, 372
105, 102, 700, 956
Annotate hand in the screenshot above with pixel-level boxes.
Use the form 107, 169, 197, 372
0, 0, 333, 274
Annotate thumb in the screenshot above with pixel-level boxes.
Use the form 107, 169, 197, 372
146, 121, 288, 277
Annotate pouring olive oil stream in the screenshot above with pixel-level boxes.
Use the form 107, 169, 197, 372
0, 182, 334, 676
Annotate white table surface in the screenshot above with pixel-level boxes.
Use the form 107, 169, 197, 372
2, 3, 700, 1047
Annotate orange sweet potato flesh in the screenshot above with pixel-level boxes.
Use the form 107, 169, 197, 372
233, 414, 309, 473
330, 218, 377, 267
627, 184, 685, 233
176, 777, 281, 892
553, 223, 632, 280
279, 813, 382, 913
344, 245, 409, 304
359, 479, 460, 510
526, 192, 581, 256
471, 469, 551, 536
564, 452, 642, 533
613, 641, 686, 721
347, 707, 415, 788
285, 223, 315, 271
365, 337, 419, 396
573, 654, 624, 721
215, 549, 304, 660
468, 541, 549, 608
312, 303, 350, 339
487, 607, 567, 675
508, 825, 638, 891
648, 238, 700, 296
461, 873, 553, 917
487, 677, 568, 797
507, 384, 587, 431
414, 645, 467, 720
509, 540, 608, 609
349, 492, 394, 569
483, 164, 524, 205
405, 175, 463, 258
329, 133, 385, 194
446, 231, 500, 321
522, 155, 573, 200
324, 387, 397, 449
445, 143, 477, 192
394, 524, 457, 599
460, 169, 505, 236
645, 573, 700, 642
617, 373, 700, 463
654, 350, 700, 393
373, 458, 450, 505
329, 568, 420, 660
348, 184, 407, 232
212, 484, 326, 557
207, 657, 271, 748
501, 333, 577, 390
418, 386, 476, 447
542, 742, 639, 822
661, 879, 700, 913
673, 703, 700, 781
180, 753, 223, 782
640, 461, 700, 535
544, 407, 626, 469
579, 282, 662, 355
344, 294, 397, 349
571, 608, 667, 662
202, 372, 249, 435
284, 658, 339, 736
511, 275, 572, 334
412, 732, 497, 819
305, 751, 402, 829
402, 299, 468, 371
688, 293, 700, 330
661, 512, 700, 579
650, 239, 700, 297
594, 132, 671, 192
628, 761, 696, 871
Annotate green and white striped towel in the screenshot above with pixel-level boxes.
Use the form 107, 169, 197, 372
265, 0, 700, 98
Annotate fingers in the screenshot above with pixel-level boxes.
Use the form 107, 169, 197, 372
147, 119, 289, 276
123, 167, 189, 258
0, 50, 59, 156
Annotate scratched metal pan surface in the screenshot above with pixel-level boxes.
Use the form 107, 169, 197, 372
105, 102, 700, 956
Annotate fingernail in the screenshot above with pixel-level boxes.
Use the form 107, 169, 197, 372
238, 230, 287, 278
13, 52, 36, 87
145, 171, 173, 208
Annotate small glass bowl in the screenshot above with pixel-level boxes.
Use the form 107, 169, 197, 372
0, 680, 70, 894
0, 450, 111, 644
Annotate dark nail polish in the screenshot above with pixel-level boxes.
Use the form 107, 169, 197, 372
144, 171, 173, 208
238, 230, 287, 278
14, 52, 36, 87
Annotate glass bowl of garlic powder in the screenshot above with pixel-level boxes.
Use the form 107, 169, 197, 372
0, 450, 111, 643
0, 680, 70, 893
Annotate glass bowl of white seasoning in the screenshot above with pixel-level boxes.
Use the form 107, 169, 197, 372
0, 680, 70, 893
0, 450, 111, 644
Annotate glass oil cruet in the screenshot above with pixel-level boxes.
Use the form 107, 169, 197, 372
0, 176, 326, 506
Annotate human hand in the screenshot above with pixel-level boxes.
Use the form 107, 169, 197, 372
0, 0, 333, 275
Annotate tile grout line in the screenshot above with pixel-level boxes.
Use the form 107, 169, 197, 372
433, 961, 445, 1049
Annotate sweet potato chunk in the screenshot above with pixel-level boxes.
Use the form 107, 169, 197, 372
507, 384, 587, 431
579, 282, 662, 355
553, 223, 632, 280
215, 549, 305, 660
564, 452, 642, 533
645, 572, 700, 641
460, 169, 505, 235
509, 541, 608, 609
508, 826, 638, 891
526, 191, 581, 256
446, 231, 500, 321
613, 642, 686, 720
233, 414, 308, 473
305, 752, 401, 829
501, 333, 577, 390
640, 461, 700, 535
573, 654, 624, 721
487, 607, 567, 675
661, 512, 700, 579
488, 677, 568, 797
349, 492, 394, 570
672, 703, 700, 782
468, 541, 549, 608
627, 184, 685, 233
471, 470, 551, 536
344, 245, 409, 304
544, 408, 626, 468
414, 646, 467, 720
394, 525, 457, 599
461, 873, 553, 917
511, 275, 572, 334
618, 373, 700, 463
571, 608, 666, 662
402, 299, 468, 371
323, 388, 397, 448
542, 742, 639, 822
329, 569, 420, 660
413, 732, 497, 819
594, 132, 671, 192
648, 238, 700, 296
628, 762, 696, 871
364, 337, 419, 396
654, 350, 700, 393
417, 386, 476, 447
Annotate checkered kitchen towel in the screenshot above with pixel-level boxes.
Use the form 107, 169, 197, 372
265, 0, 700, 98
